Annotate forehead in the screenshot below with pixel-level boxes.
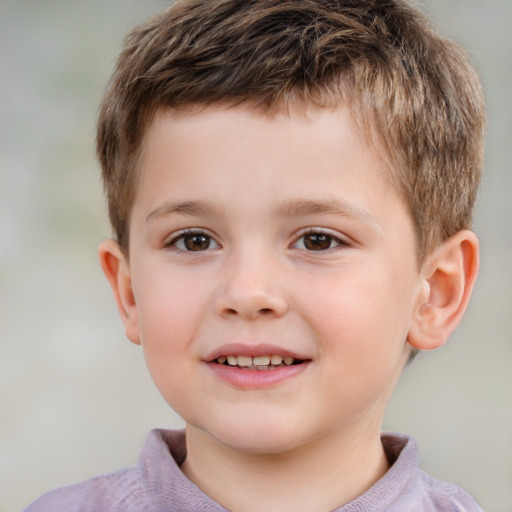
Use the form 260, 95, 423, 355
142, 101, 383, 168
132, 104, 408, 231
152, 100, 395, 170
140, 104, 369, 181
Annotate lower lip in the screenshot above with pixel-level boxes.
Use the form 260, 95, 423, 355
206, 362, 310, 389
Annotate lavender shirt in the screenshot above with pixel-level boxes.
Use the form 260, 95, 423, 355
24, 429, 482, 511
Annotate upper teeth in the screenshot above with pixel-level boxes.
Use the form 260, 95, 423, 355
216, 355, 296, 367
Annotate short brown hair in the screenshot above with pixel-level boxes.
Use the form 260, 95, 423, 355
97, 0, 486, 260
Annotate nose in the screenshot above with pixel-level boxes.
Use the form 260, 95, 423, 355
213, 252, 289, 320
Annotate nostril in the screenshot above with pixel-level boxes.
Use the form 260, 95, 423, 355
225, 307, 274, 316
216, 290, 288, 319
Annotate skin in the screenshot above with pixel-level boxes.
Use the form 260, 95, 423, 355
100, 104, 478, 512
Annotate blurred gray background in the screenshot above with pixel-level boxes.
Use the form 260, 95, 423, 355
0, 1, 510, 511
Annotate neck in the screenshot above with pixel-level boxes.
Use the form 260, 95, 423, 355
180, 424, 389, 512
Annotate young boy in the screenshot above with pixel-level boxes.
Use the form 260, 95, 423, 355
25, 0, 486, 510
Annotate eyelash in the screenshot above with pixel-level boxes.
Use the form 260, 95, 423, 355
166, 229, 220, 253
165, 228, 348, 253
292, 229, 348, 252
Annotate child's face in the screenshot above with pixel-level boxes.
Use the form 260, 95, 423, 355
122, 104, 425, 453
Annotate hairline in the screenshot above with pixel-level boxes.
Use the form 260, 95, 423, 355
119, 98, 418, 261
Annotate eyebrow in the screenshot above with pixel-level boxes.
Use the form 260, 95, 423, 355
276, 198, 382, 231
146, 200, 225, 223
146, 198, 381, 231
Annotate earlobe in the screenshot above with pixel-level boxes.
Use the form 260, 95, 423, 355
98, 239, 141, 345
407, 230, 479, 351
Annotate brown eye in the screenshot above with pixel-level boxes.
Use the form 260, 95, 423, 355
171, 231, 219, 252
184, 234, 210, 251
303, 233, 332, 250
295, 232, 343, 251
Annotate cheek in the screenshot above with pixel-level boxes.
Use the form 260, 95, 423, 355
301, 274, 412, 420
134, 265, 208, 340
136, 286, 204, 414
300, 267, 412, 363
132, 267, 211, 395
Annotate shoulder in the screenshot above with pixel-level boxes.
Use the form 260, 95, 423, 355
414, 471, 483, 512
22, 429, 192, 512
22, 465, 149, 512
352, 433, 483, 512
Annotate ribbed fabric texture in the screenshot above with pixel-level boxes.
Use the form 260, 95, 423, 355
24, 429, 482, 512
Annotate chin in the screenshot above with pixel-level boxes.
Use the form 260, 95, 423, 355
203, 417, 311, 455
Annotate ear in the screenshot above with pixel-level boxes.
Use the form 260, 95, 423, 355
98, 239, 141, 345
407, 230, 479, 351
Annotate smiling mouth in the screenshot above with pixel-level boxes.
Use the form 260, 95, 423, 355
214, 355, 304, 370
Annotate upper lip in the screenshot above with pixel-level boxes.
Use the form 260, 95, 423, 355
204, 343, 311, 362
